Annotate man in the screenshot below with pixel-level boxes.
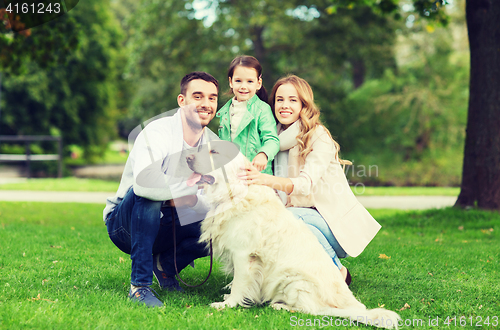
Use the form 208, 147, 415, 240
103, 72, 219, 307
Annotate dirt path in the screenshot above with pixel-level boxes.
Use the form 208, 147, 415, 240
0, 190, 456, 209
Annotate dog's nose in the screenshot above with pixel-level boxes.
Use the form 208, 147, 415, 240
186, 155, 195, 163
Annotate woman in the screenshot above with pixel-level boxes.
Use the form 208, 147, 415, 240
239, 75, 381, 285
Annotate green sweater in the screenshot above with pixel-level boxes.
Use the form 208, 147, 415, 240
217, 95, 280, 174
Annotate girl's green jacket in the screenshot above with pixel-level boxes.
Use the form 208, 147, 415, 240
216, 95, 280, 175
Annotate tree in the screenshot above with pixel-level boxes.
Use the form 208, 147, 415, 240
302, 2, 397, 89
0, 0, 126, 161
328, 30, 469, 186
322, 1, 500, 209
310, 0, 500, 209
130, 0, 500, 195
0, 4, 79, 73
455, 0, 500, 210
124, 0, 397, 135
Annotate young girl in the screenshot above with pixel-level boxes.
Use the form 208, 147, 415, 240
217, 55, 279, 175
239, 75, 382, 285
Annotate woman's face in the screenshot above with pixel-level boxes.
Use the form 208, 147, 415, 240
274, 83, 302, 129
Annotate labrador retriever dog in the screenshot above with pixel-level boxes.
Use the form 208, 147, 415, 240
186, 140, 400, 329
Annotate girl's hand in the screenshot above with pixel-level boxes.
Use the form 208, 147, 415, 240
238, 162, 267, 186
251, 152, 268, 172
239, 161, 293, 193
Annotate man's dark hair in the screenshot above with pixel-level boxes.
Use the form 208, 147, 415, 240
180, 71, 219, 95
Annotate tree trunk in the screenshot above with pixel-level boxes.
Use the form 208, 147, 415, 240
351, 59, 366, 89
250, 25, 273, 90
455, 0, 500, 210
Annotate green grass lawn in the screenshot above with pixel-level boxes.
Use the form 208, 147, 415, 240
352, 186, 460, 196
0, 177, 459, 196
0, 178, 119, 192
0, 203, 498, 329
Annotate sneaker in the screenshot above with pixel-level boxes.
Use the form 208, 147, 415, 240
152, 254, 184, 292
128, 286, 163, 307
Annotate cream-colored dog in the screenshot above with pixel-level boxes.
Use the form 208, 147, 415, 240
186, 141, 400, 329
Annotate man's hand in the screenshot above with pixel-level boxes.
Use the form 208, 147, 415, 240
165, 195, 198, 208
251, 152, 268, 172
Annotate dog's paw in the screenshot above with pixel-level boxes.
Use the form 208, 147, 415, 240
210, 301, 229, 310
211, 298, 239, 310
271, 303, 291, 311
365, 308, 401, 329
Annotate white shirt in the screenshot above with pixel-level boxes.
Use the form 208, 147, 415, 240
229, 97, 248, 140
103, 109, 217, 221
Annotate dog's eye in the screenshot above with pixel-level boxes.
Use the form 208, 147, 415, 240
210, 149, 219, 154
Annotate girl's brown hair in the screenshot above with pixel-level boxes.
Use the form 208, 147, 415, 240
270, 75, 351, 165
227, 55, 268, 104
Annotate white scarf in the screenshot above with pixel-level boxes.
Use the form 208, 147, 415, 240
274, 121, 301, 204
229, 97, 248, 140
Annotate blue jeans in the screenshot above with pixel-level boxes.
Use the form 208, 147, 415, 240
105, 188, 208, 286
288, 207, 348, 270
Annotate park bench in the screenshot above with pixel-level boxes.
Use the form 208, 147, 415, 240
0, 135, 62, 178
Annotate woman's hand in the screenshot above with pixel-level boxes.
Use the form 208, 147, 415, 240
239, 162, 294, 194
238, 162, 268, 186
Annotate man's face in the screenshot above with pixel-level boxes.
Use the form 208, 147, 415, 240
178, 79, 218, 129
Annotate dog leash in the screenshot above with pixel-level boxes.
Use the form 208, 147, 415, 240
171, 131, 214, 287
170, 137, 237, 287
171, 207, 213, 287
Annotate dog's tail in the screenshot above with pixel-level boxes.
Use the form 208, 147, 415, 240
317, 307, 401, 329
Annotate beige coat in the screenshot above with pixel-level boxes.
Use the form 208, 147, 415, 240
279, 123, 381, 257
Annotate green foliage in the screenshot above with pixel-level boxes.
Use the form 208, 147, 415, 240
1, 0, 461, 183
0, 7, 80, 74
120, 0, 463, 186
123, 0, 397, 132
412, 0, 450, 25
124, 0, 230, 124
337, 34, 466, 154
325, 27, 468, 186
0, 0, 128, 161
323, 0, 449, 24
0, 141, 56, 156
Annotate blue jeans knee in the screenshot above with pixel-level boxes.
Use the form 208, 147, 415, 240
105, 188, 163, 286
288, 207, 348, 269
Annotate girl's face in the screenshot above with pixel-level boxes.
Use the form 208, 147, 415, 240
229, 66, 262, 102
274, 83, 302, 129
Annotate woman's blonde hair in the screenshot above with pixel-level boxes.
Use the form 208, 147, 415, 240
270, 75, 351, 166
